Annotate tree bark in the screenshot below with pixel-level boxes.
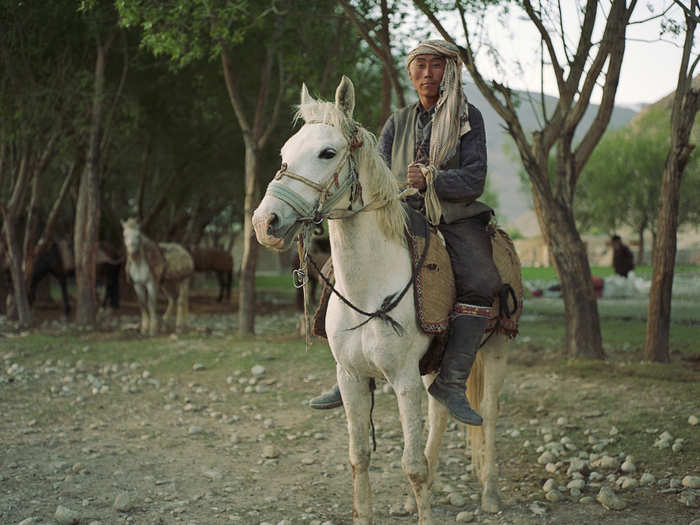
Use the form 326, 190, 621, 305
74, 38, 111, 326
377, 0, 392, 132
1, 148, 33, 326
1, 207, 31, 326
538, 190, 604, 358
644, 0, 699, 363
238, 145, 260, 334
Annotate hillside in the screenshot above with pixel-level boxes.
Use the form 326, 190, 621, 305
463, 83, 639, 226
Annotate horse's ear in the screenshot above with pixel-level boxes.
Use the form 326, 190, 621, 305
335, 76, 355, 118
300, 83, 312, 106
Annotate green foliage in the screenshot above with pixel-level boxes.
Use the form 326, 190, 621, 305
577, 105, 700, 236
116, 0, 252, 68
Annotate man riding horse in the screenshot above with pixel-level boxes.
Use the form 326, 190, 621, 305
310, 39, 501, 426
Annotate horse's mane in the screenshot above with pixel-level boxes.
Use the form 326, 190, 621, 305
296, 100, 406, 245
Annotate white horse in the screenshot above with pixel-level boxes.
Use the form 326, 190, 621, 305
253, 77, 516, 524
122, 218, 194, 335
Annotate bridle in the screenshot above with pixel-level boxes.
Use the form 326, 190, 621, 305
264, 120, 367, 227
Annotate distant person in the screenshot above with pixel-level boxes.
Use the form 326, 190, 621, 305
611, 235, 635, 278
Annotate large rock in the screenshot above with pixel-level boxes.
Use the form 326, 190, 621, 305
596, 487, 627, 510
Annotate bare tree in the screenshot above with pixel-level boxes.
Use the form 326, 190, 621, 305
219, 41, 285, 334
645, 0, 700, 362
415, 0, 639, 358
74, 25, 119, 327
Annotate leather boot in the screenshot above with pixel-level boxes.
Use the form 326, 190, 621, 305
428, 315, 488, 426
309, 383, 343, 409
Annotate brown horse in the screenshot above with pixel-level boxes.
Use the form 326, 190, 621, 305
189, 247, 234, 302
28, 240, 123, 316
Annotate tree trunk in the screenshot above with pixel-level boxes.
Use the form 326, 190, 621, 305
74, 43, 108, 327
377, 0, 392, 132
644, 178, 677, 363
238, 145, 260, 334
644, 1, 699, 363
2, 218, 31, 326
645, 109, 699, 362
536, 188, 604, 359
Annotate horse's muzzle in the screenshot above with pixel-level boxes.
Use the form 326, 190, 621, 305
252, 211, 287, 250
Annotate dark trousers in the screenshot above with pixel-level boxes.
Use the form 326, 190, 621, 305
438, 213, 501, 307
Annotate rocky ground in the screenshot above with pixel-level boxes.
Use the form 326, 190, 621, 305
1, 300, 699, 525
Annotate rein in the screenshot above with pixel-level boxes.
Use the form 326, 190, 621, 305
307, 220, 430, 336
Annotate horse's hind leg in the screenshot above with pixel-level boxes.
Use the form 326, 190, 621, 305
175, 278, 190, 333
479, 337, 508, 513
395, 375, 434, 525
161, 283, 175, 329
54, 272, 71, 317
339, 368, 373, 525
146, 280, 158, 335
216, 271, 224, 302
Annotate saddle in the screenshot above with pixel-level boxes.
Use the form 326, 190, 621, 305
312, 208, 522, 375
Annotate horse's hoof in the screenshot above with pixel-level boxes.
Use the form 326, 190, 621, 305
481, 493, 501, 513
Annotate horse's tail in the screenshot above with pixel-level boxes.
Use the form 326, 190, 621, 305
466, 351, 485, 477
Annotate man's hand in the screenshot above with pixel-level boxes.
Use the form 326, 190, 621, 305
407, 163, 427, 190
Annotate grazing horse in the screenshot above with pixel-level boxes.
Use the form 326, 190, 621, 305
189, 246, 234, 302
122, 218, 194, 335
253, 77, 521, 524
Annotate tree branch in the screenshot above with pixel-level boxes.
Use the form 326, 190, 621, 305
259, 53, 285, 150
522, 0, 565, 92
338, 0, 405, 106
220, 44, 252, 142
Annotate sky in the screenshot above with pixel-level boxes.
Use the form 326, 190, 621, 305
418, 1, 690, 108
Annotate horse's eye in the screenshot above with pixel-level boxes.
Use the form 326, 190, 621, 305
319, 148, 336, 159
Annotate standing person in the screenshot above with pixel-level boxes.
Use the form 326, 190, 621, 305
310, 40, 501, 426
611, 235, 635, 277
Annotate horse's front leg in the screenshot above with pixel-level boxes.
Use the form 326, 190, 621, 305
395, 374, 433, 525
132, 283, 149, 334
479, 338, 508, 513
146, 280, 159, 336
339, 367, 373, 525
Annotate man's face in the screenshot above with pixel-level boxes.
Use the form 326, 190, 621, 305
408, 54, 445, 105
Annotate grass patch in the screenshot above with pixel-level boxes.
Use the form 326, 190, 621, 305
521, 265, 700, 281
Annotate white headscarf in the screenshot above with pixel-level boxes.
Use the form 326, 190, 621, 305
406, 40, 471, 168
406, 40, 471, 224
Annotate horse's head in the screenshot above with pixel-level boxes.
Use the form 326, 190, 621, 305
121, 218, 142, 256
253, 76, 358, 251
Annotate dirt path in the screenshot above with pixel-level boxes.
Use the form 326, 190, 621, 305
1, 305, 698, 525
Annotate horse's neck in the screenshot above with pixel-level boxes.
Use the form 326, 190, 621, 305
328, 212, 409, 306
